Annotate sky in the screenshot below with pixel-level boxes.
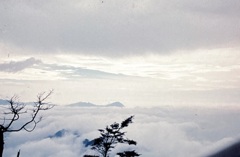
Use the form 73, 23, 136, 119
1, 1, 240, 156
3, 105, 240, 157
0, 0, 240, 107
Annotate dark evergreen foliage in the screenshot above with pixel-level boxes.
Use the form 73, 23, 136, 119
117, 150, 140, 157
84, 116, 140, 157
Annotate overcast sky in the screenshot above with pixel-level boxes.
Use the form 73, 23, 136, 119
0, 0, 240, 107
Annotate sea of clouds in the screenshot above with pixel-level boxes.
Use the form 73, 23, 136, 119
3, 105, 240, 157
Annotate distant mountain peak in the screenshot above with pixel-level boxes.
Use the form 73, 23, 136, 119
48, 129, 67, 138
106, 102, 124, 107
48, 129, 79, 138
68, 101, 125, 107
69, 102, 96, 107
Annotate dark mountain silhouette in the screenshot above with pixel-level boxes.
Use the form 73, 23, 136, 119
48, 129, 80, 138
48, 130, 95, 148
207, 141, 240, 157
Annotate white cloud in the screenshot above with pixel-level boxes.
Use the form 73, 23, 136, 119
3, 105, 240, 157
0, 49, 240, 106
0, 0, 240, 113
0, 3, 239, 156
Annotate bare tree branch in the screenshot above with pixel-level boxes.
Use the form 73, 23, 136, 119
3, 90, 54, 133
0, 90, 54, 157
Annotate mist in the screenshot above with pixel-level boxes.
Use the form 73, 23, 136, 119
3, 105, 240, 157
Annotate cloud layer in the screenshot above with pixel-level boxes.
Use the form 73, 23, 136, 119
3, 105, 240, 157
1, 0, 240, 56
0, 51, 240, 107
0, 57, 41, 72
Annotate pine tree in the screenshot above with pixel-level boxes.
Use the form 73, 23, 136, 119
84, 116, 140, 157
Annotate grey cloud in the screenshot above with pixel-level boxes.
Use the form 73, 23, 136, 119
180, 0, 240, 17
0, 57, 41, 72
0, 56, 126, 78
40, 63, 126, 79
0, 0, 239, 57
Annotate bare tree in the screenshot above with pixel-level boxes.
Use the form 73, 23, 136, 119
0, 90, 54, 157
